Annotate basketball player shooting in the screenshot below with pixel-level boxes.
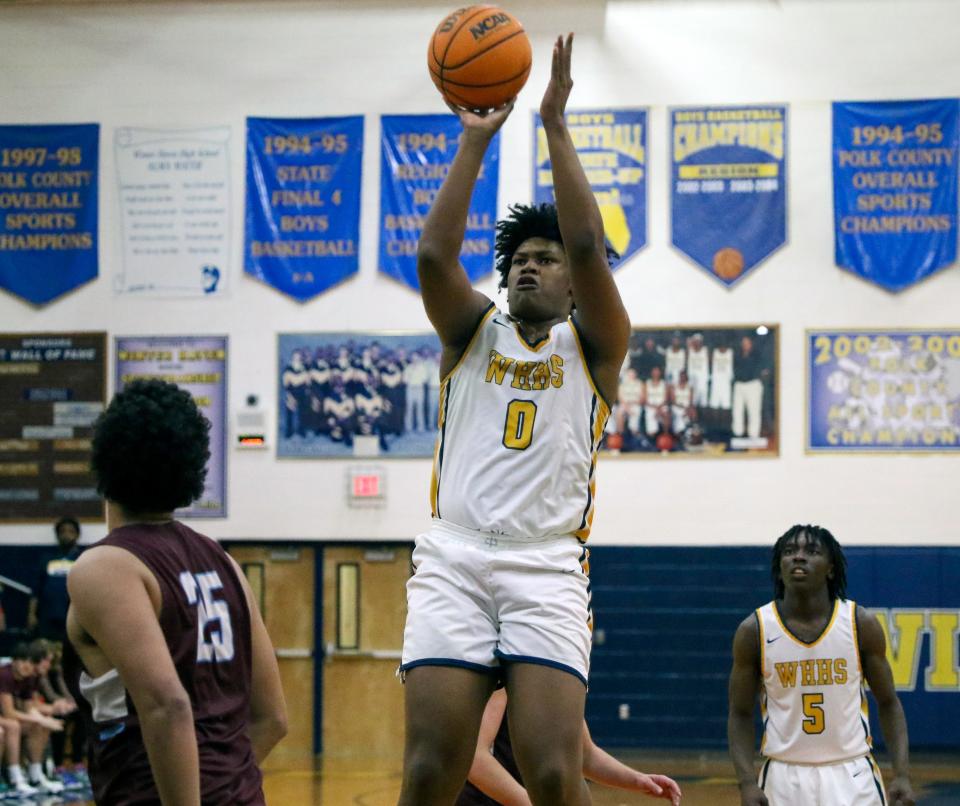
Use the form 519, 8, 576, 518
397, 34, 631, 806
727, 525, 915, 806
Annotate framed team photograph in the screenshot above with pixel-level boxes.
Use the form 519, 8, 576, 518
604, 324, 779, 457
277, 331, 442, 459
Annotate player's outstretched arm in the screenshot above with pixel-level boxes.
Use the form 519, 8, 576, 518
727, 615, 768, 806
858, 607, 915, 806
417, 103, 510, 356
466, 689, 532, 806
69, 547, 201, 806
540, 33, 630, 401
581, 720, 682, 803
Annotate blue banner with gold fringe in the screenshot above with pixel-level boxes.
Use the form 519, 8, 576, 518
670, 105, 787, 287
0, 124, 99, 305
833, 99, 959, 292
532, 108, 647, 267
379, 114, 499, 291
245, 116, 363, 301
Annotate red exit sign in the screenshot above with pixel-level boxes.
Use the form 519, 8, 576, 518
352, 474, 381, 498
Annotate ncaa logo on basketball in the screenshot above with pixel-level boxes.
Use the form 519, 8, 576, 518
470, 12, 510, 41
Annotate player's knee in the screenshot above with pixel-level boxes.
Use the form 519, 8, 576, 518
523, 758, 581, 801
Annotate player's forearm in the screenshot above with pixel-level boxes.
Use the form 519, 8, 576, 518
417, 130, 493, 271
468, 753, 533, 806
877, 699, 911, 779
139, 696, 201, 806
581, 742, 644, 790
727, 712, 759, 786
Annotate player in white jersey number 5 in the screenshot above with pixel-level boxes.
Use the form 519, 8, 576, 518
727, 525, 914, 806
397, 34, 631, 806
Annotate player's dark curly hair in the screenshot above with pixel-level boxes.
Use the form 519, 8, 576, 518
494, 203, 619, 290
91, 379, 210, 514
772, 524, 847, 601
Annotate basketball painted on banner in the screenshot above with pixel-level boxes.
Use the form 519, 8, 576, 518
713, 247, 745, 281
428, 5, 532, 110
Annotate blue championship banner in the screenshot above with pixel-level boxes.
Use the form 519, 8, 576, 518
245, 116, 363, 301
116, 336, 228, 517
671, 106, 787, 286
533, 109, 646, 265
833, 99, 959, 291
379, 115, 498, 291
808, 329, 960, 452
0, 124, 99, 305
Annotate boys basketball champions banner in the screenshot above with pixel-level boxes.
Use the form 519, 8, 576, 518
532, 109, 647, 266
0, 124, 99, 305
670, 106, 787, 286
379, 114, 499, 291
833, 99, 959, 291
807, 329, 960, 452
114, 126, 231, 297
245, 116, 363, 301
116, 336, 228, 516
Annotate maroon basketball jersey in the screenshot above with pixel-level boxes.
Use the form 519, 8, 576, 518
64, 521, 264, 805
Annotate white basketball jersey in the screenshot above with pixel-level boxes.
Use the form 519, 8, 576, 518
687, 346, 709, 377
758, 599, 871, 764
673, 384, 692, 408
645, 379, 667, 407
712, 347, 733, 378
431, 306, 609, 541
665, 347, 686, 380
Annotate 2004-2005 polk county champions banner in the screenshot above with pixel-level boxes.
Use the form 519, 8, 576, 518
245, 116, 363, 301
671, 105, 787, 287
379, 114, 499, 291
0, 124, 99, 305
533, 108, 647, 266
833, 99, 959, 292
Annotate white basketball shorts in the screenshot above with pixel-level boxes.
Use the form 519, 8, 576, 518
760, 756, 887, 806
400, 519, 592, 686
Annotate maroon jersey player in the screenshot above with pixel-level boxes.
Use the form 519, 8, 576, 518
64, 380, 287, 805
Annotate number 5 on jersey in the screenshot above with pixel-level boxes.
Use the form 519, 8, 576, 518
502, 400, 537, 450
179, 571, 235, 663
802, 692, 825, 734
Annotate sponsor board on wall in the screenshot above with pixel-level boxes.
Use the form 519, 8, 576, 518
114, 126, 231, 297
533, 108, 647, 266
670, 105, 787, 286
807, 329, 960, 452
833, 99, 959, 291
0, 332, 106, 521
605, 325, 779, 457
246, 116, 363, 301
379, 115, 498, 291
278, 331, 441, 459
0, 124, 99, 305
115, 336, 228, 517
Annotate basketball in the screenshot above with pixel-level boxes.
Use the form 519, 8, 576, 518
713, 246, 745, 281
428, 5, 532, 110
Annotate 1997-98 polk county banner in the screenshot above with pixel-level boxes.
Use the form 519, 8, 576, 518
671, 105, 787, 287
533, 109, 647, 266
833, 99, 959, 291
0, 124, 99, 305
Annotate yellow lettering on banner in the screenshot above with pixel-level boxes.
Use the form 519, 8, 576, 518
52, 439, 91, 451
53, 461, 89, 475
678, 163, 779, 180
178, 350, 225, 361
0, 440, 38, 451
0, 363, 40, 375
926, 611, 960, 690
0, 462, 40, 476
250, 239, 356, 258
275, 165, 333, 182
673, 120, 784, 162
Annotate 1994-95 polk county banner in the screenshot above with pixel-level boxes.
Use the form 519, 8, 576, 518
808, 330, 960, 452
116, 336, 227, 517
114, 127, 231, 297
0, 125, 99, 305
533, 109, 647, 265
246, 116, 363, 301
379, 115, 499, 291
833, 100, 959, 291
671, 106, 787, 287
0, 333, 106, 521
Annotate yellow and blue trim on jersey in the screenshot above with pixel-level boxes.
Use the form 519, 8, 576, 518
772, 598, 840, 649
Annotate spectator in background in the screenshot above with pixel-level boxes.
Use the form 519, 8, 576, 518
632, 336, 664, 380
28, 517, 83, 642
732, 336, 769, 440
403, 350, 429, 433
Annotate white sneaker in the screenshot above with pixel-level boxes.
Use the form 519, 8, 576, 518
29, 774, 64, 794
13, 779, 39, 795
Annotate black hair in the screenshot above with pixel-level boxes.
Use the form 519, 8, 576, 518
91, 379, 210, 514
54, 516, 80, 537
494, 203, 619, 290
12, 641, 46, 663
772, 524, 847, 601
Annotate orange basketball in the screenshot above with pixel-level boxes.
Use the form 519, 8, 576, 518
428, 5, 532, 110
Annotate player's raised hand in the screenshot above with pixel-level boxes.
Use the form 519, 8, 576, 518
887, 776, 915, 806
634, 771, 682, 804
446, 99, 514, 139
540, 33, 574, 125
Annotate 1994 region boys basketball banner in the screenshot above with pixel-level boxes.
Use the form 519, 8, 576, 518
833, 98, 959, 292
0, 124, 99, 305
533, 108, 647, 266
245, 116, 363, 301
670, 105, 787, 287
